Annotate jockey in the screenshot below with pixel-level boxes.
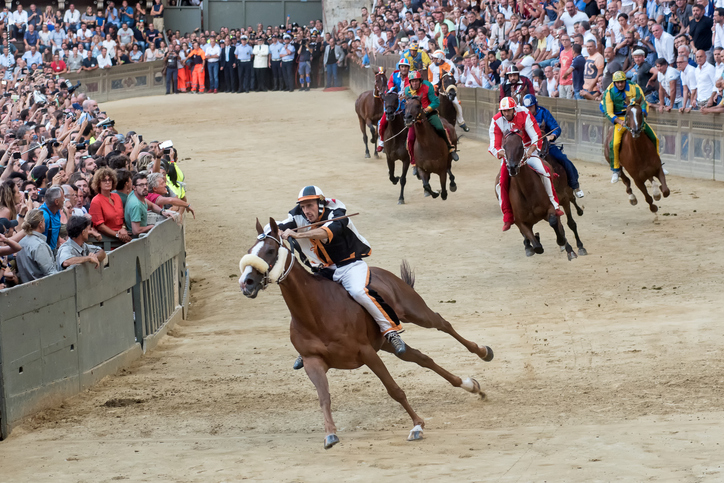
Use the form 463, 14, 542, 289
600, 71, 660, 183
277, 186, 407, 369
401, 40, 431, 72
428, 50, 469, 132
489, 97, 564, 231
377, 58, 411, 152
404, 70, 459, 164
522, 94, 584, 198
499, 66, 535, 101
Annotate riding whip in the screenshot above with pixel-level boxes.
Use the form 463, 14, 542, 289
290, 213, 360, 232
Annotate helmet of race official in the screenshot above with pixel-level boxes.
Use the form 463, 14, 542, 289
408, 70, 422, 80
612, 71, 627, 82
505, 66, 520, 76
397, 58, 411, 68
499, 97, 517, 110
522, 94, 537, 108
432, 50, 445, 60
298, 186, 325, 203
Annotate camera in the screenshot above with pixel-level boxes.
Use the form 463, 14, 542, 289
97, 118, 115, 129
12, 152, 21, 159
75, 141, 88, 150
65, 80, 82, 94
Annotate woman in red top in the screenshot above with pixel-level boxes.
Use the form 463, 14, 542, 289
50, 53, 67, 74
89, 167, 131, 243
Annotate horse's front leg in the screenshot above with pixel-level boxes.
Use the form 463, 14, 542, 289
619, 170, 637, 206
632, 175, 657, 212
549, 214, 576, 261
518, 223, 543, 255
360, 346, 425, 441
368, 120, 379, 158
303, 357, 339, 449
657, 166, 670, 198
399, 159, 409, 205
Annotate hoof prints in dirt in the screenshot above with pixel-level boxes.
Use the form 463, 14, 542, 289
102, 398, 146, 408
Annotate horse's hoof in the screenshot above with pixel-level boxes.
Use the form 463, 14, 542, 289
567, 251, 578, 261
663, 188, 670, 198
407, 425, 424, 442
650, 204, 658, 213
423, 190, 431, 197
559, 245, 565, 252
365, 153, 371, 159
324, 434, 340, 449
525, 247, 535, 257
398, 198, 405, 205
483, 346, 494, 362
653, 193, 661, 201
629, 195, 638, 206
441, 191, 448, 200
450, 183, 457, 192
461, 377, 481, 393
534, 246, 544, 254
390, 176, 400, 185
431, 191, 440, 199
374, 152, 380, 159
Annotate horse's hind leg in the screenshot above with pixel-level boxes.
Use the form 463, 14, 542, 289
549, 213, 577, 261
657, 166, 670, 198
438, 169, 448, 201
419, 169, 439, 199
360, 347, 425, 441
380, 342, 485, 398
368, 121, 379, 158
571, 197, 584, 216
398, 160, 409, 205
303, 357, 339, 449
359, 117, 370, 158
563, 202, 587, 256
650, 177, 662, 201
633, 176, 657, 212
620, 170, 637, 206
519, 223, 543, 255
448, 168, 457, 192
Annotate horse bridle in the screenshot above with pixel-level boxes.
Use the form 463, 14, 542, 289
502, 130, 531, 168
373, 72, 386, 99
384, 89, 405, 120
251, 232, 295, 289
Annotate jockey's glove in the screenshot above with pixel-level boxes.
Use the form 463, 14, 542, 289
424, 106, 434, 115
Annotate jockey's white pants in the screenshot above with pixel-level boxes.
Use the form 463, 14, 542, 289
452, 97, 465, 125
332, 260, 397, 334
497, 156, 560, 210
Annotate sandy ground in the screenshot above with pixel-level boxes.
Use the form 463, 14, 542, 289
1, 90, 724, 482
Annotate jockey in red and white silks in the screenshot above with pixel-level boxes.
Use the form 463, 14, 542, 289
488, 97, 563, 231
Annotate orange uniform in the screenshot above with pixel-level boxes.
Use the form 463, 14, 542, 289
188, 48, 206, 93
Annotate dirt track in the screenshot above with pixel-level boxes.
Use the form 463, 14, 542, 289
1, 91, 724, 482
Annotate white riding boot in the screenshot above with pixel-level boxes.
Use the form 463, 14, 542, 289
539, 174, 560, 210
453, 98, 465, 125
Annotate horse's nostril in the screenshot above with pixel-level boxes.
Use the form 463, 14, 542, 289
245, 278, 254, 287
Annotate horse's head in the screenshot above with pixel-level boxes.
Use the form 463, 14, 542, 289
383, 89, 401, 118
503, 129, 526, 177
625, 95, 644, 139
404, 96, 422, 127
441, 74, 457, 101
374, 69, 387, 96
239, 218, 284, 298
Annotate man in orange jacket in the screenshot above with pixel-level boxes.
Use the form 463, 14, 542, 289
188, 41, 206, 93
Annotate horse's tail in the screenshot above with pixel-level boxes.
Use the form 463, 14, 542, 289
400, 260, 415, 289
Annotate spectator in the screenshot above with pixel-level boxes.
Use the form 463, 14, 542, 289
82, 49, 99, 71
559, 33, 575, 99
188, 41, 206, 93
205, 37, 221, 93
689, 4, 714, 61
40, 186, 63, 252
654, 57, 683, 112
571, 44, 586, 99
56, 215, 106, 270
23, 23, 39, 51
89, 167, 131, 243
678, 55, 698, 113
124, 173, 171, 237
15, 209, 58, 283
601, 47, 623, 91
555, 1, 589, 36
324, 38, 344, 88
11, 5, 29, 41
581, 40, 604, 100
539, 65, 559, 97
50, 53, 67, 74
651, 23, 675, 65
147, 173, 195, 217
715, 9, 724, 52
691, 49, 716, 110
151, 0, 164, 33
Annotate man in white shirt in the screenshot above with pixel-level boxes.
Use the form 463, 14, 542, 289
555, 1, 589, 36
11, 4, 29, 41
96, 47, 113, 69
77, 23, 93, 49
0, 47, 15, 70
714, 47, 724, 80
64, 4, 81, 30
714, 8, 724, 49
516, 43, 536, 79
655, 57, 683, 111
21, 45, 42, 69
205, 37, 221, 93
252, 37, 269, 91
118, 23, 134, 46
691, 49, 717, 109
677, 55, 697, 112
651, 23, 675, 65
490, 13, 510, 50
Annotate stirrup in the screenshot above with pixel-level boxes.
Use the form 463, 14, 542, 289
292, 355, 304, 370
449, 149, 459, 161
385, 331, 406, 356
460, 123, 470, 132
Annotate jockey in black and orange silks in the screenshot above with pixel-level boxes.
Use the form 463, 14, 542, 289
273, 186, 406, 369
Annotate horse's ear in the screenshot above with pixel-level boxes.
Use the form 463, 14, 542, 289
269, 217, 279, 235
255, 218, 263, 235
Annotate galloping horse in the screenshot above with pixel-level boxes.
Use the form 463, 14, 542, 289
354, 70, 387, 158
239, 219, 494, 449
437, 73, 458, 128
404, 97, 458, 200
604, 95, 670, 212
381, 90, 411, 204
495, 131, 578, 260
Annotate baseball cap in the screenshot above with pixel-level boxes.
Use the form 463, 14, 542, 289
71, 102, 83, 110
30, 165, 49, 183
283, 34, 291, 40
220, 39, 225, 43
0, 217, 19, 233
632, 49, 646, 56
241, 35, 248, 39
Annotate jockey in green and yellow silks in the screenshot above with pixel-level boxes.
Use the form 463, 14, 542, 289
600, 71, 660, 183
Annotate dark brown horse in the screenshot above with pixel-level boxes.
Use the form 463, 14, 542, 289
437, 73, 458, 128
495, 131, 577, 260
354, 70, 387, 158
239, 219, 494, 449
404, 97, 457, 200
381, 90, 411, 204
604, 95, 670, 212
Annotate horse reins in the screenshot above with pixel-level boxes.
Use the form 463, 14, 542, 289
253, 233, 295, 287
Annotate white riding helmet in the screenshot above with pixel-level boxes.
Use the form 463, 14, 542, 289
432, 50, 445, 60
499, 96, 517, 110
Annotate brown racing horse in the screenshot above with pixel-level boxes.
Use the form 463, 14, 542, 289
404, 97, 458, 200
239, 219, 494, 449
354, 70, 387, 158
495, 131, 578, 260
604, 95, 670, 212
437, 73, 458, 128
381, 90, 411, 204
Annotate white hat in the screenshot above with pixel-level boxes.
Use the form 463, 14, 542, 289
432, 50, 445, 60
283, 34, 291, 40
632, 49, 646, 56
241, 35, 248, 40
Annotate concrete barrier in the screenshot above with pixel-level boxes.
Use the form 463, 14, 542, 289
0, 219, 189, 439
351, 56, 724, 182
65, 61, 166, 103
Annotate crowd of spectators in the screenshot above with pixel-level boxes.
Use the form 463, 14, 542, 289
0, 69, 193, 289
317, 0, 724, 113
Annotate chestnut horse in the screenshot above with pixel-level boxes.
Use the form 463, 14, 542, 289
437, 73, 458, 128
404, 97, 458, 200
495, 131, 578, 260
604, 95, 670, 212
239, 219, 494, 449
354, 70, 387, 158
381, 90, 411, 204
